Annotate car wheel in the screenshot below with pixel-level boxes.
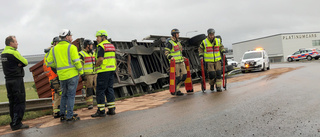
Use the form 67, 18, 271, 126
241, 70, 245, 73
261, 63, 265, 71
315, 57, 319, 60
287, 57, 293, 62
307, 56, 312, 61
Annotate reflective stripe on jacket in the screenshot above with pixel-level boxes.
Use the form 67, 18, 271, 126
1, 46, 28, 79
95, 40, 116, 73
46, 40, 83, 80
79, 50, 95, 74
167, 40, 183, 63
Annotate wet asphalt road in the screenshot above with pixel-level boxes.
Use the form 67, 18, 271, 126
3, 62, 320, 137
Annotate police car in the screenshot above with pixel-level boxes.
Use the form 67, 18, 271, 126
287, 48, 320, 62
240, 48, 270, 73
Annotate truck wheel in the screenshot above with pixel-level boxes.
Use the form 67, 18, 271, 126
287, 57, 293, 62
241, 70, 245, 73
267, 63, 270, 70
188, 34, 206, 46
261, 63, 265, 71
307, 56, 312, 61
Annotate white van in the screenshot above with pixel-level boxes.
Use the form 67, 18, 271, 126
240, 48, 270, 73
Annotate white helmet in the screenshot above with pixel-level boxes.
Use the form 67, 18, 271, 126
59, 29, 72, 37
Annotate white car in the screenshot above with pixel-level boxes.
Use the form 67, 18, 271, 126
240, 48, 270, 73
227, 59, 238, 67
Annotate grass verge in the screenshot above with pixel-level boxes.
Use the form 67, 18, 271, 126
0, 82, 39, 102
0, 109, 52, 126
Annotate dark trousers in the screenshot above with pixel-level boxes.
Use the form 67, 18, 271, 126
5, 77, 26, 129
96, 71, 115, 111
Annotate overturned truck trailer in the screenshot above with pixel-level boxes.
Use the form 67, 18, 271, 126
29, 34, 233, 98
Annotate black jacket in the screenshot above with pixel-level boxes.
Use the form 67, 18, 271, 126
1, 46, 28, 79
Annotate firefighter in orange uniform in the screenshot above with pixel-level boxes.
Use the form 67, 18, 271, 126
43, 36, 62, 118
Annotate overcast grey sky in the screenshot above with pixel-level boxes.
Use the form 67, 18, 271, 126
1, 0, 319, 55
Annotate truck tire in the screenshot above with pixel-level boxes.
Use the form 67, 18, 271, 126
188, 34, 206, 46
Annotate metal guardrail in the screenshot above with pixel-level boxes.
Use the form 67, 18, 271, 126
228, 69, 241, 75
0, 95, 86, 115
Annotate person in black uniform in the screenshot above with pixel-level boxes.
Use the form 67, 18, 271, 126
1, 36, 29, 131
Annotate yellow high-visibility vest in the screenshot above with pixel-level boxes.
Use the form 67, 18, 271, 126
46, 40, 83, 80
166, 40, 183, 63
79, 50, 95, 74
203, 38, 222, 62
95, 40, 116, 73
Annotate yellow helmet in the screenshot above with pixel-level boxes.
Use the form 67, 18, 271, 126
96, 30, 108, 37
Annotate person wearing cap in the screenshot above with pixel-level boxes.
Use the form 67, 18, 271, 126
91, 30, 116, 117
43, 36, 62, 118
164, 28, 186, 96
199, 28, 225, 92
79, 39, 96, 109
1, 35, 29, 130
46, 29, 83, 122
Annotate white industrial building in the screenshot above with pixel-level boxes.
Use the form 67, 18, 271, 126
232, 31, 320, 63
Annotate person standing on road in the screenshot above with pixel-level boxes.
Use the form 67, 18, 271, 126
43, 36, 62, 118
91, 30, 116, 117
164, 28, 186, 96
1, 35, 29, 130
79, 39, 97, 109
46, 29, 83, 122
199, 28, 225, 92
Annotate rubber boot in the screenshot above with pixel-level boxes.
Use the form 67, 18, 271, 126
107, 108, 116, 115
91, 110, 106, 117
66, 115, 80, 122
175, 91, 184, 96
88, 104, 93, 110
60, 114, 78, 122
60, 114, 66, 122
216, 87, 222, 92
11, 124, 29, 131
53, 112, 61, 118
210, 85, 214, 91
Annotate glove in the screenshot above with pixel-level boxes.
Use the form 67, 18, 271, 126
44, 48, 50, 53
81, 74, 87, 81
167, 55, 173, 60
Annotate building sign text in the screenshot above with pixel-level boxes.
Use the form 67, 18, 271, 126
283, 33, 317, 40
